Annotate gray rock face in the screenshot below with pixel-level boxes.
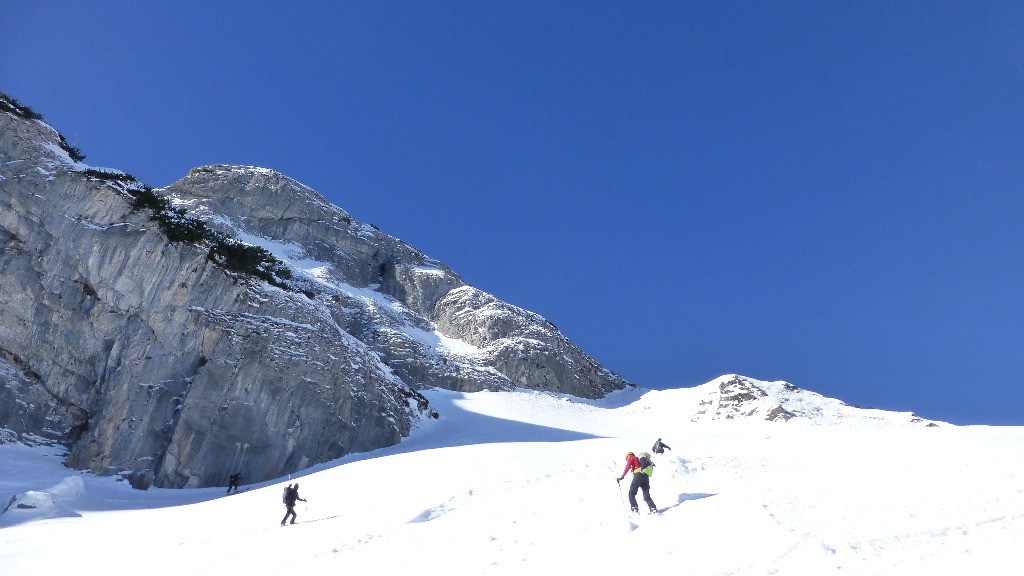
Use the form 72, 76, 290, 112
0, 102, 630, 488
434, 287, 626, 398
0, 353, 87, 446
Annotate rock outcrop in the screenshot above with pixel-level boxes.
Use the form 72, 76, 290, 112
688, 375, 936, 426
0, 95, 630, 488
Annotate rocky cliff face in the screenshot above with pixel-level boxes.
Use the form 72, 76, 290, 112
0, 97, 629, 488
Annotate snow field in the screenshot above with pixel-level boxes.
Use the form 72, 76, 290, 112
2, 383, 1023, 575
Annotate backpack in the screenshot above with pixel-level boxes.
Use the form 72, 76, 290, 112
638, 452, 655, 476
282, 485, 291, 504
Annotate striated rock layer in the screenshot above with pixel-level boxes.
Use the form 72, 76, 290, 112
0, 101, 630, 488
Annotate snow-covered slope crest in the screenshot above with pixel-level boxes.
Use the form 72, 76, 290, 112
629, 375, 941, 427
5, 382, 1017, 576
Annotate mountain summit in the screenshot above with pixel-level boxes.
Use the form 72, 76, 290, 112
684, 375, 938, 426
0, 94, 628, 488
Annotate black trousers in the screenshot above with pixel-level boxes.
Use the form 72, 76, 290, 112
282, 504, 297, 525
627, 473, 656, 512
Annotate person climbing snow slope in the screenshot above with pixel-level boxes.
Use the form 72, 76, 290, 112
281, 483, 307, 526
617, 451, 656, 514
651, 438, 671, 455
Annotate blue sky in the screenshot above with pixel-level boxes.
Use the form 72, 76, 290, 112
5, 2, 1023, 425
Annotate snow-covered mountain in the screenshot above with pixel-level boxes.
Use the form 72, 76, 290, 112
2, 375, 1019, 576
668, 374, 937, 426
0, 93, 626, 490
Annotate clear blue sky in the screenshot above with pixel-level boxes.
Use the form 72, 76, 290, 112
5, 2, 1023, 425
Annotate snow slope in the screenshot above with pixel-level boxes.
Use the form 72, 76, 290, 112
2, 376, 1022, 575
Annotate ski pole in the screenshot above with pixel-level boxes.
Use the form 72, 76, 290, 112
615, 478, 629, 514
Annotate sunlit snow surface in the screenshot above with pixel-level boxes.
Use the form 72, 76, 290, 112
2, 377, 1022, 576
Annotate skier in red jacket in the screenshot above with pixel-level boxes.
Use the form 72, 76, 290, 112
617, 451, 656, 514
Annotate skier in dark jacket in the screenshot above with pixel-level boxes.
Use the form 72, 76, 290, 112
281, 483, 306, 526
617, 451, 656, 514
651, 438, 671, 455
227, 472, 242, 494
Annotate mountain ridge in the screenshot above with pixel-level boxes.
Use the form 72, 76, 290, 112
0, 94, 628, 489
639, 374, 941, 427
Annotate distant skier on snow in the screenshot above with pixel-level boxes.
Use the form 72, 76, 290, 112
281, 483, 307, 526
651, 438, 671, 455
617, 451, 657, 514
227, 472, 242, 494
